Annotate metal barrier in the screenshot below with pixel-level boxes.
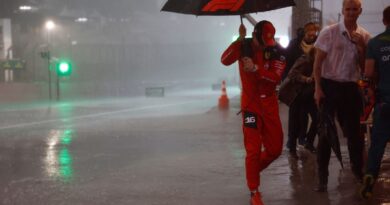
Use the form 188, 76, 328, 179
145, 87, 165, 97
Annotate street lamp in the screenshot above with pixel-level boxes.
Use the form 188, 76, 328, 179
45, 20, 56, 100
45, 20, 56, 31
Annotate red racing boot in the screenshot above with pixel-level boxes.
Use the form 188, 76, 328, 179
250, 191, 264, 205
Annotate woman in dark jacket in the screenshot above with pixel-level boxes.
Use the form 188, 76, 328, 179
279, 48, 318, 155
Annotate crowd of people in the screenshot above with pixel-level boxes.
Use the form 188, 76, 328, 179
220, 0, 389, 204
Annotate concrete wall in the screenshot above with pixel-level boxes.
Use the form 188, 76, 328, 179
0, 83, 45, 104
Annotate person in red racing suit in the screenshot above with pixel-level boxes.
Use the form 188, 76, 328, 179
221, 20, 286, 205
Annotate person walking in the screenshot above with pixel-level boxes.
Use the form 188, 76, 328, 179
359, 5, 390, 199
283, 22, 318, 156
284, 22, 318, 80
221, 20, 286, 205
280, 47, 318, 156
313, 0, 371, 192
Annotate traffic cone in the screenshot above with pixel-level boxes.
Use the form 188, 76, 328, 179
218, 80, 229, 110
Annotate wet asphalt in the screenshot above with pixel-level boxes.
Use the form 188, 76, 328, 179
0, 92, 388, 205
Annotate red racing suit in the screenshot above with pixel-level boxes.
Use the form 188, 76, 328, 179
221, 39, 286, 191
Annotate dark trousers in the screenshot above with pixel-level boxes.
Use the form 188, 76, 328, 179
317, 78, 364, 184
287, 85, 318, 150
299, 86, 318, 146
366, 101, 390, 178
287, 96, 304, 150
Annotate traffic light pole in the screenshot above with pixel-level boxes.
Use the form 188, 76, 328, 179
56, 75, 60, 101
55, 60, 72, 101
47, 51, 52, 100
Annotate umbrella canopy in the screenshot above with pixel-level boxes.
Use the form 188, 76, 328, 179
161, 0, 295, 16
318, 109, 344, 169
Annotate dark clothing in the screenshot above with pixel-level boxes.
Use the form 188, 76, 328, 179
286, 85, 317, 150
317, 78, 364, 183
279, 55, 313, 105
282, 34, 316, 81
280, 55, 318, 150
282, 37, 304, 80
298, 86, 318, 146
365, 27, 390, 178
366, 28, 390, 97
366, 103, 390, 178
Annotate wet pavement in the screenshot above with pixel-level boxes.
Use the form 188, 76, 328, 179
0, 90, 389, 205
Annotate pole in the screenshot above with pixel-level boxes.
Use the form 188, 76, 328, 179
48, 50, 52, 100
56, 75, 60, 101
45, 21, 56, 100
243, 14, 257, 26
47, 29, 52, 100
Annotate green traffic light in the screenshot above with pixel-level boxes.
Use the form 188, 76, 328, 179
56, 60, 72, 76
59, 62, 70, 73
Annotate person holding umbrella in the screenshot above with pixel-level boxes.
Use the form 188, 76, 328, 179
221, 21, 286, 205
359, 5, 390, 199
313, 0, 371, 192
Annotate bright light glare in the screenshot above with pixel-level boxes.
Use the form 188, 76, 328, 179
59, 63, 70, 73
278, 36, 290, 48
19, 5, 32, 10
76, 18, 88, 23
232, 35, 251, 42
45, 20, 56, 31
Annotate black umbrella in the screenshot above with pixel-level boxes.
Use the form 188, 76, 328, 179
161, 0, 295, 17
318, 107, 344, 169
161, 0, 295, 57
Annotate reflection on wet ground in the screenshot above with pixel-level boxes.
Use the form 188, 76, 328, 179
258, 145, 390, 205
0, 96, 388, 204
44, 129, 74, 182
273, 103, 390, 205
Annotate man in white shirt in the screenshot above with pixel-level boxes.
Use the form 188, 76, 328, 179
313, 0, 371, 192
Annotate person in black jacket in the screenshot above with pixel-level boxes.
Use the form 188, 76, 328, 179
282, 23, 317, 80
282, 49, 318, 156
284, 22, 318, 156
281, 28, 304, 80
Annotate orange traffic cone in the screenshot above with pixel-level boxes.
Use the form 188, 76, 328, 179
218, 80, 229, 110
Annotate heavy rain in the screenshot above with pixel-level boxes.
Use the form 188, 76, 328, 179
0, 0, 389, 204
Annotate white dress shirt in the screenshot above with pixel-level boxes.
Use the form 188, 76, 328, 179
314, 22, 371, 82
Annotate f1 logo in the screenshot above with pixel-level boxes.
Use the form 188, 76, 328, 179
202, 0, 245, 12
243, 111, 257, 129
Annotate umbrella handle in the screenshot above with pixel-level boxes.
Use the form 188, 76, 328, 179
240, 15, 243, 24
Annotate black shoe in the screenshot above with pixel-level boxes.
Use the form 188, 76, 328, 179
359, 174, 375, 199
304, 144, 316, 153
289, 149, 298, 158
313, 184, 327, 192
286, 138, 295, 150
353, 170, 364, 183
